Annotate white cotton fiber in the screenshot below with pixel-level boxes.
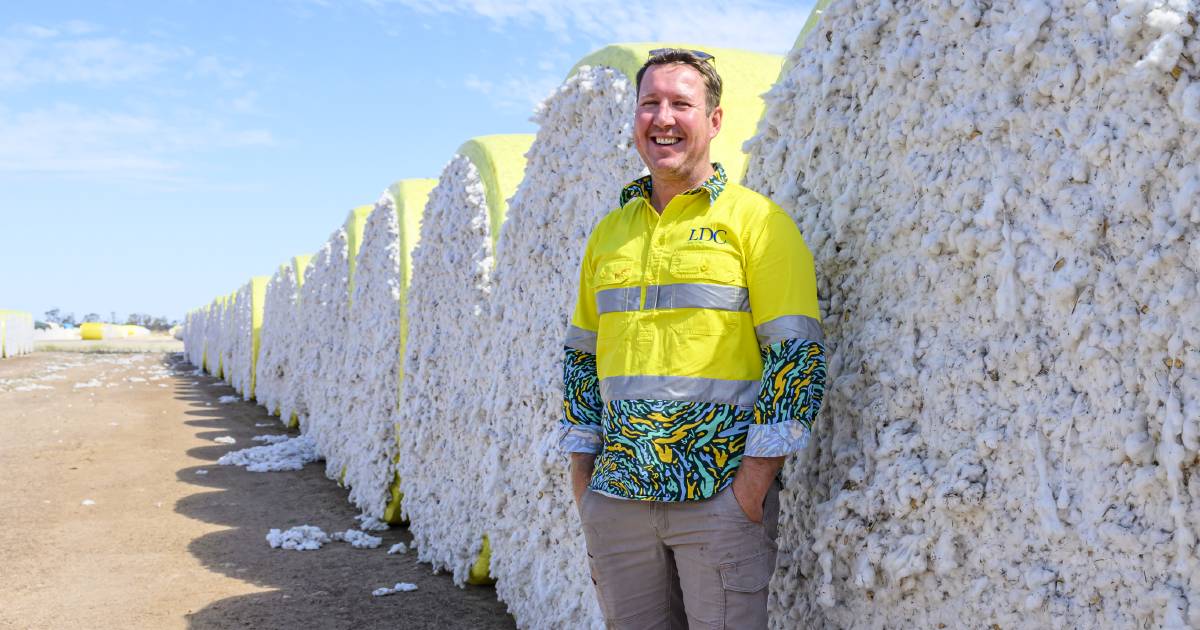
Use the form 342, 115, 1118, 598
742, 1, 1200, 627
267, 525, 330, 551
371, 582, 418, 596
331, 529, 383, 549
399, 137, 533, 585
217, 434, 319, 472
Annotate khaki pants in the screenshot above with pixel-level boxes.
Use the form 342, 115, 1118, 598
578, 482, 780, 629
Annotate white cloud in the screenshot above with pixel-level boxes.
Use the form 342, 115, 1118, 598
0, 103, 274, 180
377, 0, 813, 54
0, 25, 179, 88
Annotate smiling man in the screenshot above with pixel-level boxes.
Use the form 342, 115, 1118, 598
559, 48, 827, 628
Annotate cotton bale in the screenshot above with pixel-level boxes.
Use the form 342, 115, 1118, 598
256, 255, 312, 424
397, 134, 533, 582
332, 179, 436, 519
742, 1, 1200, 627
0, 310, 34, 358
476, 44, 783, 629
229, 276, 269, 399
294, 205, 372, 479
80, 322, 104, 340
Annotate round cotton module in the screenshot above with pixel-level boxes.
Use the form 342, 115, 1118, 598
0, 311, 34, 358
218, 291, 238, 385
255, 255, 311, 425
201, 295, 229, 378
397, 134, 533, 585
227, 276, 268, 400
292, 206, 372, 482
335, 179, 436, 519
182, 308, 205, 368
477, 43, 783, 629
293, 226, 352, 458
742, 1, 1200, 627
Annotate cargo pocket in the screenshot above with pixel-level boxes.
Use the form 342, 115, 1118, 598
720, 551, 773, 628
719, 551, 772, 593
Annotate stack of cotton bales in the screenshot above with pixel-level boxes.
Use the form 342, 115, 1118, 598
398, 135, 533, 581
742, 1, 1200, 627
475, 44, 783, 628
0, 310, 34, 358
255, 256, 311, 423
336, 179, 436, 519
228, 277, 268, 399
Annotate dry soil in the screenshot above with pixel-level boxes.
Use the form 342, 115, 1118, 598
0, 350, 516, 630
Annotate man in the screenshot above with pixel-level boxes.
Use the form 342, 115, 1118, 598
559, 48, 826, 629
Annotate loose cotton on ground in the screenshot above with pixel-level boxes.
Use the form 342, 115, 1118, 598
743, 1, 1200, 627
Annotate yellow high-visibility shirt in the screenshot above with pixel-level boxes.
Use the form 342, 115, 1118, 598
561, 164, 826, 501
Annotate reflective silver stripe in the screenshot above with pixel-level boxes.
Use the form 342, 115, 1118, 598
643, 283, 750, 312
600, 374, 759, 408
755, 314, 824, 346
595, 286, 641, 314
564, 325, 598, 354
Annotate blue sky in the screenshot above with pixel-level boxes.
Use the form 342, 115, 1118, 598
0, 0, 812, 323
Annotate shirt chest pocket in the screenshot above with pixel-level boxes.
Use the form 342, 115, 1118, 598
664, 251, 748, 336
593, 258, 640, 318
669, 251, 745, 286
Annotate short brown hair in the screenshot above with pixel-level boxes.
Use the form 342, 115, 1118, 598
635, 48, 722, 114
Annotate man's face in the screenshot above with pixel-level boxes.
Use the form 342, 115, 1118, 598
634, 63, 722, 184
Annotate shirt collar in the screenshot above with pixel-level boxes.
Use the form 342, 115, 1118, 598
620, 162, 728, 207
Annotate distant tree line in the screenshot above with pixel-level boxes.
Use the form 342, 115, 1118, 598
41, 308, 177, 331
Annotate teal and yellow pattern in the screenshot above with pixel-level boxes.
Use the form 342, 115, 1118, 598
590, 398, 748, 501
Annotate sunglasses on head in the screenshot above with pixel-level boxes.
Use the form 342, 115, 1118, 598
648, 48, 716, 63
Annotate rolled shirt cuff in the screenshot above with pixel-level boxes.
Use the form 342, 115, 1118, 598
744, 420, 810, 457
558, 423, 602, 455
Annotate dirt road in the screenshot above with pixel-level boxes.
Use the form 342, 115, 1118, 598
0, 351, 516, 630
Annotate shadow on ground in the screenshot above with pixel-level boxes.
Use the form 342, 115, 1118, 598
166, 356, 516, 630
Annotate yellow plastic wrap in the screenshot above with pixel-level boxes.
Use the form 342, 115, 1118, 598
382, 178, 437, 524
344, 204, 374, 302
249, 275, 269, 398
456, 135, 535, 247
568, 44, 783, 183
80, 322, 104, 340
466, 535, 495, 585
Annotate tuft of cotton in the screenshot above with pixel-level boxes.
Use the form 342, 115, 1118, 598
741, 0, 1200, 627
212, 436, 236, 445
371, 582, 418, 597
266, 525, 330, 551
251, 434, 291, 445
331, 529, 383, 549
218, 395, 239, 404
387, 542, 408, 555
217, 434, 319, 472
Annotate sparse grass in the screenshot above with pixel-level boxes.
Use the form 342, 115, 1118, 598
35, 337, 183, 354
